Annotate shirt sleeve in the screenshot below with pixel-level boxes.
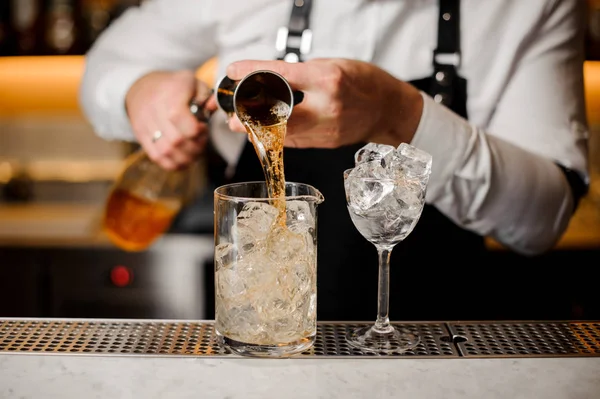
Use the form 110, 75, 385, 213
410, 0, 589, 255
78, 0, 218, 142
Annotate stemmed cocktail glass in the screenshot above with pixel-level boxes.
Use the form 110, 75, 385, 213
344, 142, 432, 353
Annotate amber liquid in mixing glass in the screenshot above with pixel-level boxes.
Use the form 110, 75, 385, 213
216, 89, 318, 354
103, 189, 178, 251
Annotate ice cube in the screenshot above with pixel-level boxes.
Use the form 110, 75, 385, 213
233, 252, 277, 298
231, 223, 262, 256
355, 143, 396, 168
345, 166, 395, 213
215, 242, 237, 271
286, 201, 316, 254
217, 268, 246, 299
353, 159, 392, 180
266, 225, 306, 263
288, 223, 316, 257
394, 183, 425, 219
392, 143, 433, 186
286, 200, 314, 227
236, 201, 279, 239
382, 213, 419, 242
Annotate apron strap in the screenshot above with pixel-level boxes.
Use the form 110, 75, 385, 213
276, 0, 313, 63
430, 0, 461, 109
557, 165, 589, 213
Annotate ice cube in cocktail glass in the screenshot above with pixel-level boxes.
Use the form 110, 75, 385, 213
344, 142, 432, 353
214, 181, 324, 357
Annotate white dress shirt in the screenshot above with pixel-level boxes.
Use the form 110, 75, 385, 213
79, 0, 590, 255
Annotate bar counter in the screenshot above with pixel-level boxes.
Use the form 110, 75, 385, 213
1, 318, 599, 398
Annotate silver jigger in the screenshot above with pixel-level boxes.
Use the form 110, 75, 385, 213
190, 70, 303, 125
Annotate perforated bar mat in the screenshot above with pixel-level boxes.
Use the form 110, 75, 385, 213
0, 319, 598, 358
0, 319, 453, 358
447, 321, 600, 358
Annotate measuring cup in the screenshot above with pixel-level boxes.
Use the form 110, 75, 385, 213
198, 70, 303, 125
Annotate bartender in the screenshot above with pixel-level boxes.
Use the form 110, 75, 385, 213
79, 0, 589, 321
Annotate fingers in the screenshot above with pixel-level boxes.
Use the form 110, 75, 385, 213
141, 131, 178, 171
194, 81, 213, 104
189, 82, 216, 122
226, 60, 312, 90
171, 101, 207, 139
143, 105, 209, 171
127, 71, 213, 171
146, 124, 186, 170
202, 95, 219, 113
282, 96, 344, 149
150, 120, 206, 170
152, 82, 210, 170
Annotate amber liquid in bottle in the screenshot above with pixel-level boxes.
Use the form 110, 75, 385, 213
103, 188, 179, 252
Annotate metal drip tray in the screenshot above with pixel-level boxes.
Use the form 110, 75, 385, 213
0, 319, 453, 358
0, 319, 599, 358
314, 322, 456, 357
448, 321, 600, 358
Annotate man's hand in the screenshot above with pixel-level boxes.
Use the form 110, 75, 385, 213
125, 70, 217, 170
226, 58, 424, 148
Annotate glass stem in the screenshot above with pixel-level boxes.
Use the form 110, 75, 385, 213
373, 245, 394, 334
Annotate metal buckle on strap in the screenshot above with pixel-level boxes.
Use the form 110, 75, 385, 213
433, 51, 461, 67
276, 26, 313, 62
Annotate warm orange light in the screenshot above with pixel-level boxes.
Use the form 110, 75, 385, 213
0, 56, 598, 125
0, 55, 218, 118
0, 56, 85, 117
584, 61, 600, 127
196, 57, 217, 87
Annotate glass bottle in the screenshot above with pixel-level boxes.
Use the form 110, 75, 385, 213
102, 93, 212, 251
102, 150, 199, 251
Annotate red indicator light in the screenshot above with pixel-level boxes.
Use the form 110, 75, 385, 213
110, 265, 133, 287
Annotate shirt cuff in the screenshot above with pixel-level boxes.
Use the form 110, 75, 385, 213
409, 91, 476, 203
93, 65, 156, 142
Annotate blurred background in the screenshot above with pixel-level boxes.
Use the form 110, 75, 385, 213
0, 0, 599, 321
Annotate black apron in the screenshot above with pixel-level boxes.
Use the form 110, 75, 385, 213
200, 0, 590, 321
228, 0, 492, 321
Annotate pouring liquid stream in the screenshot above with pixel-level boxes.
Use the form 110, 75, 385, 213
237, 101, 290, 224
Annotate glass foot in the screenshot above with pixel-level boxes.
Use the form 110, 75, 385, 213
218, 333, 315, 358
346, 325, 420, 354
